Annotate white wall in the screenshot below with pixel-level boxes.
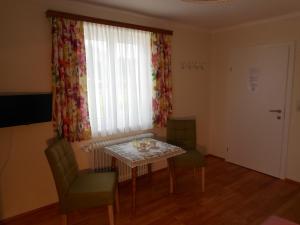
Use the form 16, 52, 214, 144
0, 0, 210, 219
209, 16, 300, 182
5, 0, 300, 220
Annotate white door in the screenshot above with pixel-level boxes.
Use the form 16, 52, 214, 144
227, 44, 292, 178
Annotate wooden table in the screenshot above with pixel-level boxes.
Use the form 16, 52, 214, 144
104, 138, 185, 214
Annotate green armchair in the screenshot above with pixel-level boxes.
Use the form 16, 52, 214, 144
167, 118, 206, 192
45, 138, 119, 225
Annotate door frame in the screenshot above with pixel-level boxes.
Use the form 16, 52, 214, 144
279, 42, 295, 179
225, 42, 295, 179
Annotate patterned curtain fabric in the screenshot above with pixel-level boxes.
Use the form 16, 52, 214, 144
51, 17, 91, 142
151, 33, 173, 127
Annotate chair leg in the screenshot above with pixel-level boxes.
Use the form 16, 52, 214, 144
201, 167, 205, 192
115, 185, 120, 213
172, 167, 176, 193
168, 159, 175, 194
108, 205, 114, 225
61, 214, 67, 225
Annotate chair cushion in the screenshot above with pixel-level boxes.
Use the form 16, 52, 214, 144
173, 150, 205, 168
62, 172, 117, 212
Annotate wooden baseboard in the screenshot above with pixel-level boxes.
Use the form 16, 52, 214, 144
0, 203, 59, 225
206, 154, 225, 160
206, 156, 300, 185
285, 178, 300, 185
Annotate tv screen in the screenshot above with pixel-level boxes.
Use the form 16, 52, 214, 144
0, 93, 52, 128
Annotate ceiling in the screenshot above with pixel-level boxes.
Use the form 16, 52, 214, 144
73, 0, 300, 29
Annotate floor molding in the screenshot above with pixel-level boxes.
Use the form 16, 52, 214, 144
0, 203, 59, 225
206, 154, 225, 160
285, 178, 300, 185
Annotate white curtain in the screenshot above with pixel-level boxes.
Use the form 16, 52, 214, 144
84, 22, 153, 137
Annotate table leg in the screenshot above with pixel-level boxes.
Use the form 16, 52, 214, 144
131, 167, 137, 215
111, 157, 116, 171
201, 167, 205, 193
168, 159, 175, 194
148, 164, 152, 178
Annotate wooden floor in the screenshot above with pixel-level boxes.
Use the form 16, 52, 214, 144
4, 156, 300, 225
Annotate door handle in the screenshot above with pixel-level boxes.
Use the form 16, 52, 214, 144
269, 109, 282, 113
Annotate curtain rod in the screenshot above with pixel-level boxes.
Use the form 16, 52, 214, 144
46, 10, 173, 35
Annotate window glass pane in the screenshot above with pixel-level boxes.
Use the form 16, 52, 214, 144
84, 23, 153, 136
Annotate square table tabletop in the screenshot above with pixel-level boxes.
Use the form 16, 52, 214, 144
103, 138, 186, 168
103, 137, 186, 214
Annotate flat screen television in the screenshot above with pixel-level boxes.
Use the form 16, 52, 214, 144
0, 93, 52, 128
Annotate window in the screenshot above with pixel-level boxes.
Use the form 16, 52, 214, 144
84, 22, 153, 137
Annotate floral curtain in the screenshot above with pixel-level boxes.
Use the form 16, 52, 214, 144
151, 33, 173, 127
51, 17, 91, 142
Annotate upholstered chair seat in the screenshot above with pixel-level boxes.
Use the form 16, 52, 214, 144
167, 118, 206, 192
45, 138, 119, 225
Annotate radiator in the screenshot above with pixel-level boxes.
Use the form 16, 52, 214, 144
84, 133, 153, 182
90, 147, 148, 182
